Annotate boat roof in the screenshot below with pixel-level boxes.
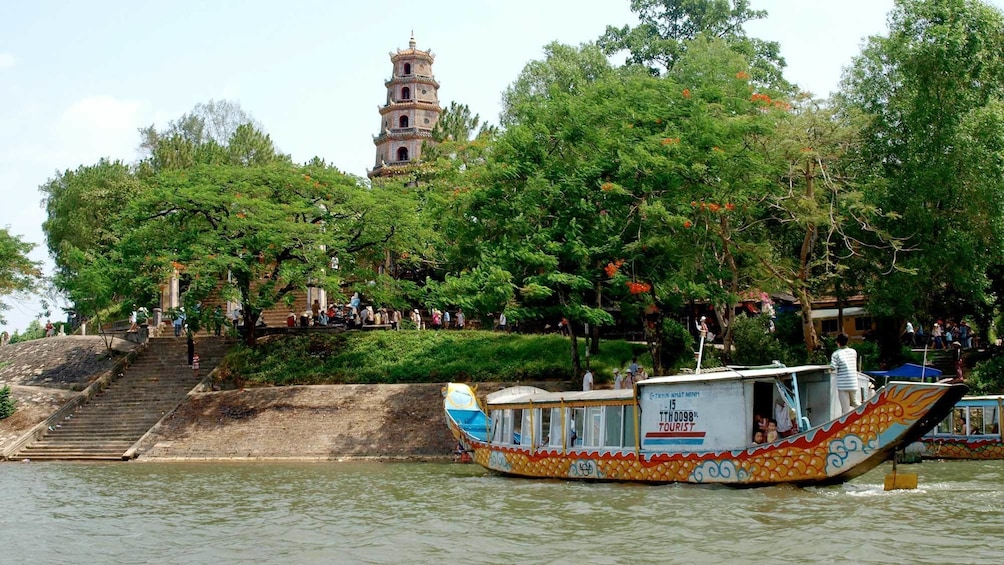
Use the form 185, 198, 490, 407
486, 365, 830, 407
640, 364, 830, 386
488, 388, 634, 406
955, 395, 1004, 403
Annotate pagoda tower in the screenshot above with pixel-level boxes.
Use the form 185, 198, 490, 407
368, 35, 442, 179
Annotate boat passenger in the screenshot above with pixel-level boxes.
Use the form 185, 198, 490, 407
753, 431, 765, 444
766, 419, 779, 443
775, 398, 795, 437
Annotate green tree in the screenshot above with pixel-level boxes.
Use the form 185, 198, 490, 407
40, 159, 143, 283
839, 0, 1004, 326
0, 228, 41, 325
598, 0, 788, 88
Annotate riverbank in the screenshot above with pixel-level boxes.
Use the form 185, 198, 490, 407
134, 383, 458, 461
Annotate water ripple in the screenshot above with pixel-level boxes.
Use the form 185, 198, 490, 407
1, 460, 1002, 563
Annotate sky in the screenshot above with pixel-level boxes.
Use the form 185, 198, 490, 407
2, 0, 995, 334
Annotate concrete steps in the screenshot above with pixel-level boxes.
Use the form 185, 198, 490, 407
15, 336, 235, 461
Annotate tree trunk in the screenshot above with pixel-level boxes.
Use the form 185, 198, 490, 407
589, 281, 601, 355
568, 323, 581, 385
242, 307, 258, 348
643, 303, 664, 376
796, 289, 819, 353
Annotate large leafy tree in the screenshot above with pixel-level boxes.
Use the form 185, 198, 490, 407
40, 159, 144, 283
839, 0, 1004, 327
0, 228, 41, 325
115, 157, 390, 346
599, 0, 788, 88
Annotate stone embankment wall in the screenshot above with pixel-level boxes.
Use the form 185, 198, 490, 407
0, 336, 139, 451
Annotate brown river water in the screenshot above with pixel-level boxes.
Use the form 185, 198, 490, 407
2, 459, 1001, 564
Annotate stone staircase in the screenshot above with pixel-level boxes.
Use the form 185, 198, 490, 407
14, 335, 234, 461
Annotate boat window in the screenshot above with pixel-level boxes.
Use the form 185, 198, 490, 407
969, 407, 984, 435
583, 407, 603, 447
936, 413, 952, 434
623, 406, 637, 447
491, 410, 503, 443
604, 406, 623, 447
537, 408, 551, 447
571, 408, 586, 447
548, 408, 564, 447
520, 410, 533, 446
511, 409, 522, 445
952, 408, 967, 434
988, 406, 1000, 435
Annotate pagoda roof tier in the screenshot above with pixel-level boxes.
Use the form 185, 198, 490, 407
385, 74, 440, 89
390, 49, 434, 64
378, 101, 442, 115
367, 161, 420, 179
372, 128, 435, 145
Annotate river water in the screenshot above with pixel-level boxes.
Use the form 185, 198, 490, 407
2, 459, 1001, 564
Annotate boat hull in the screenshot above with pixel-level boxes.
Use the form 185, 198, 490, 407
445, 381, 966, 486
922, 438, 1004, 460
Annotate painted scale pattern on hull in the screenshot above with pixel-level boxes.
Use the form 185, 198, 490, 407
465, 385, 947, 485
923, 439, 1004, 460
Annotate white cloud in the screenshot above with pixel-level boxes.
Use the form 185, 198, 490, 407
57, 95, 147, 165
0, 52, 14, 68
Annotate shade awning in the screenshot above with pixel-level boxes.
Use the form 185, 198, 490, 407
866, 363, 942, 379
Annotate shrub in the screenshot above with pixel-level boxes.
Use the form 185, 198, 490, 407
731, 314, 788, 366
968, 354, 1004, 394
0, 385, 16, 420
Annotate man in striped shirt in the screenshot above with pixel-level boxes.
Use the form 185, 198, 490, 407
830, 333, 860, 413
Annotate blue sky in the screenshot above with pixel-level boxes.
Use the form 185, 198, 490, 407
3, 0, 994, 333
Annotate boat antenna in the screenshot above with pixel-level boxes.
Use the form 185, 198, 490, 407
695, 317, 705, 375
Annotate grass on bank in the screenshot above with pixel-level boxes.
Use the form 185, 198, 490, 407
216, 330, 652, 386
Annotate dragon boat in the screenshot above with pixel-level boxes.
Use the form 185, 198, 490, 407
444, 365, 966, 486
922, 395, 1004, 460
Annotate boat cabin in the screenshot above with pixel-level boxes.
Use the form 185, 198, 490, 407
930, 396, 1003, 438
485, 365, 840, 454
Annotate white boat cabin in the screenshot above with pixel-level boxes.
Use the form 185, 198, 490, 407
930, 396, 1003, 437
486, 365, 842, 453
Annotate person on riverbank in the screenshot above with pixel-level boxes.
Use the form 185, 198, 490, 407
1, 330, 9, 346
582, 369, 593, 391
456, 308, 465, 330
192, 353, 200, 379
830, 333, 860, 413
173, 308, 185, 337
613, 368, 623, 390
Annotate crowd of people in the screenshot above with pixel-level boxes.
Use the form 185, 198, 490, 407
581, 356, 649, 391
902, 319, 977, 350
282, 294, 473, 333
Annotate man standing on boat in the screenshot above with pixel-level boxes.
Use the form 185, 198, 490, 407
830, 333, 860, 413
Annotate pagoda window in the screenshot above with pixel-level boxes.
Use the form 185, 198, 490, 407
397, 147, 409, 162
403, 63, 412, 75
401, 87, 411, 100
399, 115, 409, 128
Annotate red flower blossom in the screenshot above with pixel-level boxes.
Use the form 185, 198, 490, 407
601, 182, 615, 191
627, 281, 652, 295
683, 220, 693, 228
682, 89, 692, 99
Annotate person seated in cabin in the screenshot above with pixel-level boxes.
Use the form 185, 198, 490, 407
753, 430, 766, 444
765, 419, 779, 443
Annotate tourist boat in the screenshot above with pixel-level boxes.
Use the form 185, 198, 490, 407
922, 395, 1004, 459
443, 365, 966, 486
